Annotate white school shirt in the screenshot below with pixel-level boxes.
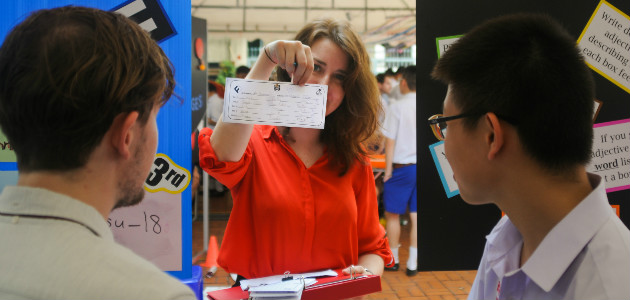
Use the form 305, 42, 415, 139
388, 84, 403, 101
468, 173, 630, 300
206, 93, 224, 129
382, 92, 416, 164
0, 186, 196, 300
379, 93, 389, 125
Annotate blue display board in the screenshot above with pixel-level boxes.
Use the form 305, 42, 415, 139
0, 0, 192, 279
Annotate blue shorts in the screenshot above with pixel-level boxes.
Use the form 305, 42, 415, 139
383, 164, 417, 214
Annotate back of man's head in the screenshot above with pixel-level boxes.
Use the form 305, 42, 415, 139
432, 13, 595, 174
0, 6, 175, 172
236, 65, 250, 77
376, 73, 386, 84
395, 66, 405, 77
402, 65, 416, 91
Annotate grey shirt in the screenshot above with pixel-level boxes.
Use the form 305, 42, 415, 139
0, 186, 196, 300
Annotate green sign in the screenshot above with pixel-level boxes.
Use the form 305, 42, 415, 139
0, 128, 16, 163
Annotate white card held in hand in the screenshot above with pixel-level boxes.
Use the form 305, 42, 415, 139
223, 78, 328, 129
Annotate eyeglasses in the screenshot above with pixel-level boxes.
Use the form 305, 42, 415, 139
428, 113, 516, 141
427, 113, 482, 141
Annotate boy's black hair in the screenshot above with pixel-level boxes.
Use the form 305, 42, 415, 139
432, 13, 595, 174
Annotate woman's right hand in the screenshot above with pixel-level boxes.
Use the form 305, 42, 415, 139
210, 40, 315, 162
260, 40, 314, 85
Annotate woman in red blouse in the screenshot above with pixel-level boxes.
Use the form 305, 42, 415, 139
199, 18, 394, 282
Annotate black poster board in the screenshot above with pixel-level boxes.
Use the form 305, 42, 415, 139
417, 0, 630, 271
191, 16, 207, 133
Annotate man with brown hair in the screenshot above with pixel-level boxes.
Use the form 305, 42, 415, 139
0, 6, 195, 299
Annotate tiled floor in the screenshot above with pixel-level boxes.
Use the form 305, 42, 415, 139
192, 191, 476, 300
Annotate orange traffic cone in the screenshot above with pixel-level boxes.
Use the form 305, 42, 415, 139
199, 235, 219, 278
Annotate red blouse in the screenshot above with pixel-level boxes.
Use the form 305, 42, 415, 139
198, 125, 393, 279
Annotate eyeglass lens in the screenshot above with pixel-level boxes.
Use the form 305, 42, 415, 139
429, 114, 446, 141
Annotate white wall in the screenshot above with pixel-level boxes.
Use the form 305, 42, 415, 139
207, 37, 250, 67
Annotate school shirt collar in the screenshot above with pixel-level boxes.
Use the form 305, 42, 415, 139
401, 92, 416, 100
486, 173, 612, 292
0, 186, 113, 240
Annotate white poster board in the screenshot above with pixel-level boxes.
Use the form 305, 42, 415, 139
577, 0, 630, 93
109, 152, 190, 270
587, 119, 630, 193
429, 141, 459, 198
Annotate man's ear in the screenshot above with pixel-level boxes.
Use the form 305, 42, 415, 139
484, 112, 504, 160
110, 111, 140, 159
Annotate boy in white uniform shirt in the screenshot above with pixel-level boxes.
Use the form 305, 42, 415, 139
388, 66, 405, 101
206, 81, 224, 129
382, 66, 418, 276
429, 14, 630, 300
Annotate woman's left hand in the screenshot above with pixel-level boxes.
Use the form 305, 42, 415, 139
341, 265, 372, 277
340, 266, 369, 300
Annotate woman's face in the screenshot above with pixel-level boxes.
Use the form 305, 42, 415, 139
307, 38, 349, 116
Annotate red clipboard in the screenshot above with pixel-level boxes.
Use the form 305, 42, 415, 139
206, 287, 248, 300
302, 274, 381, 300
207, 273, 381, 300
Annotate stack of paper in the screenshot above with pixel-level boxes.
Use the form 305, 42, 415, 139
206, 270, 383, 300
239, 269, 337, 290
249, 278, 316, 300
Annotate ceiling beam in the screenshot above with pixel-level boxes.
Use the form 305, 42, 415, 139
192, 5, 414, 11
242, 0, 247, 31
364, 0, 368, 32
207, 29, 296, 34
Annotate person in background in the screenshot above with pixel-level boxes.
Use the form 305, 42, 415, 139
199, 18, 393, 283
430, 13, 630, 300
0, 6, 195, 299
384, 68, 396, 101
369, 73, 394, 154
382, 66, 417, 276
205, 80, 227, 196
376, 73, 393, 117
206, 80, 224, 129
235, 65, 251, 79
385, 68, 395, 77
388, 66, 405, 101
394, 66, 405, 82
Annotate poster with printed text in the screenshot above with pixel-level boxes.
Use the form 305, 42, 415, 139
587, 119, 630, 192
577, 0, 630, 93
436, 35, 463, 59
